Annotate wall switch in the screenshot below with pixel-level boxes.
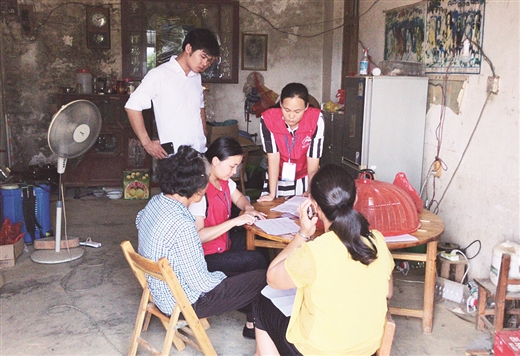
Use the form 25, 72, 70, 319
487, 76, 499, 94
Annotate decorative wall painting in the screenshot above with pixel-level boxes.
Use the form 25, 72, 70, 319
384, 2, 426, 63
384, 0, 485, 75
424, 0, 485, 74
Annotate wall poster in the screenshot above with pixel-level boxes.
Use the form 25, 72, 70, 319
384, 2, 426, 63
384, 0, 485, 74
425, 0, 485, 74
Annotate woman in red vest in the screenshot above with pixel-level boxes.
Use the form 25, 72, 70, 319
258, 83, 324, 202
189, 136, 269, 339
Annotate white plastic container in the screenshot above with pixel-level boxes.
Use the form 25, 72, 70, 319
76, 68, 93, 94
490, 241, 520, 292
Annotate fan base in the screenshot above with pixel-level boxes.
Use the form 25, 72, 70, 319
33, 237, 80, 250
30, 248, 84, 264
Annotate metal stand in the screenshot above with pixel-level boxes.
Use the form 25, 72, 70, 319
31, 165, 85, 264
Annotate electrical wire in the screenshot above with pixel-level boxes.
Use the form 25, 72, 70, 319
359, 0, 382, 18
461, 239, 482, 260
435, 91, 493, 209
451, 249, 470, 284
44, 253, 122, 355
239, 5, 345, 38
424, 35, 497, 213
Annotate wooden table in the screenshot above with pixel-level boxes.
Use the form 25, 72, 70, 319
244, 198, 445, 334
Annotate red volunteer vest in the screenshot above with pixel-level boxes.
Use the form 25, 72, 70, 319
262, 107, 320, 180
201, 179, 231, 255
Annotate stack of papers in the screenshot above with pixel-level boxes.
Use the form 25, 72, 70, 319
384, 234, 418, 242
271, 196, 307, 215
261, 285, 296, 317
254, 218, 300, 235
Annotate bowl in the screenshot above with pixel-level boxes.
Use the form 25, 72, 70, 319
106, 191, 123, 200
92, 189, 105, 198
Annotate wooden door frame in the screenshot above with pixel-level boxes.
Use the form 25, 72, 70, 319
341, 0, 360, 88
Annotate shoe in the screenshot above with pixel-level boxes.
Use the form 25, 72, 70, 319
242, 325, 255, 340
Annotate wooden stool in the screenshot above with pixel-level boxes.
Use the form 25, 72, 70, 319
438, 256, 468, 283
475, 254, 520, 333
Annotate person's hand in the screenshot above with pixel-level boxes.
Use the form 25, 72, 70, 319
244, 207, 267, 220
297, 199, 318, 237
233, 213, 257, 226
143, 140, 168, 159
257, 194, 275, 202
302, 191, 310, 197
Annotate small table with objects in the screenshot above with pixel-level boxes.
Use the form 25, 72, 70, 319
244, 198, 445, 334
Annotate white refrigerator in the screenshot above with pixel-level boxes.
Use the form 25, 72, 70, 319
340, 76, 429, 191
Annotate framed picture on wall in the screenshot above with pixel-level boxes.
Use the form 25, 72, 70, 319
241, 34, 267, 71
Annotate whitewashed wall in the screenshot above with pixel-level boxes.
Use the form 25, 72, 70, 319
359, 0, 520, 278
207, 0, 344, 141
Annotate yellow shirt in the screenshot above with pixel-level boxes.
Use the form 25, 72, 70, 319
285, 230, 394, 355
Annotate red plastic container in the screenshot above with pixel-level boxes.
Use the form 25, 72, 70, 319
495, 331, 520, 356
354, 177, 420, 236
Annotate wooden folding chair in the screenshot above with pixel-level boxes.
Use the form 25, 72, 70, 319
376, 311, 396, 356
121, 241, 215, 356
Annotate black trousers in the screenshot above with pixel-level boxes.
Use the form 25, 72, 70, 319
253, 294, 302, 356
204, 227, 269, 277
192, 269, 266, 324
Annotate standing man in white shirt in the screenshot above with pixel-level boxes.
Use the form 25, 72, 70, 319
125, 28, 219, 159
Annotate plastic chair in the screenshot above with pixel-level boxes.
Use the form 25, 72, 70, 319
120, 241, 215, 356
376, 311, 396, 356
475, 253, 520, 332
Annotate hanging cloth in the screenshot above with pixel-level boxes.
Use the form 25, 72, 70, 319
22, 185, 43, 242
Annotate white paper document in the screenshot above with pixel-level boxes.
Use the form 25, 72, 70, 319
271, 196, 308, 214
254, 218, 300, 236
384, 234, 418, 243
261, 285, 296, 317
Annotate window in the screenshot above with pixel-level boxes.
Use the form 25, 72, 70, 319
122, 0, 239, 83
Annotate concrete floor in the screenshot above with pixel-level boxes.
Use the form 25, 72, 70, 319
0, 192, 493, 355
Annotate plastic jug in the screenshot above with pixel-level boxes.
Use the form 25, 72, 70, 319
490, 241, 520, 292
76, 68, 93, 94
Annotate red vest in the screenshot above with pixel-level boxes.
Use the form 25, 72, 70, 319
201, 179, 231, 255
262, 107, 320, 180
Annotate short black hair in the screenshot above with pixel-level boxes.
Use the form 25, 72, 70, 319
280, 83, 310, 106
157, 145, 209, 198
205, 136, 243, 162
182, 28, 220, 57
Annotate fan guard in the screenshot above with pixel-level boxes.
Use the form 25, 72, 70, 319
48, 100, 102, 158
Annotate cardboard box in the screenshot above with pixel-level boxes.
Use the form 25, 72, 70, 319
206, 122, 238, 144
123, 170, 150, 200
0, 238, 24, 268
495, 331, 520, 356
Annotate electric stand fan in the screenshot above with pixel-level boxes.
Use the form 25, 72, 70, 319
31, 100, 102, 264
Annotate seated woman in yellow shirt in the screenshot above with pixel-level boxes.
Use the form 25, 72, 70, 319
253, 164, 394, 355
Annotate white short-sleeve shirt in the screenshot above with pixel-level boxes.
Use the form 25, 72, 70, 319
125, 56, 207, 153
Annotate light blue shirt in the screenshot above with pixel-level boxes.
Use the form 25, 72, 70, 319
136, 193, 226, 315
